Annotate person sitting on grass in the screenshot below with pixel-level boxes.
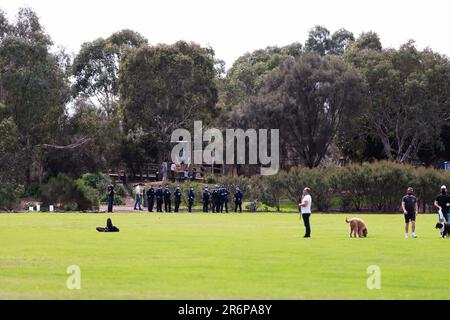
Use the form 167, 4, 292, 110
96, 218, 119, 232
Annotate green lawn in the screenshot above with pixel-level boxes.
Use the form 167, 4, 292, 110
0, 212, 448, 300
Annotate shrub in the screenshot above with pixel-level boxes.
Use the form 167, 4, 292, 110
0, 183, 23, 211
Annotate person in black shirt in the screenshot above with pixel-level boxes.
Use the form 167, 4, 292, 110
234, 187, 243, 213
202, 187, 210, 213
174, 186, 182, 212
107, 185, 115, 213
146, 186, 155, 212
401, 187, 418, 238
188, 187, 195, 213
155, 186, 164, 212
164, 185, 172, 212
435, 185, 450, 222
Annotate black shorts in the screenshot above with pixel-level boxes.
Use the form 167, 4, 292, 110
404, 212, 416, 223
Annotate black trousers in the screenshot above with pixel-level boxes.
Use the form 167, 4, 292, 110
302, 214, 311, 237
235, 202, 242, 213
164, 199, 171, 212
203, 201, 209, 212
156, 200, 163, 212
188, 201, 193, 212
174, 200, 181, 212
107, 196, 114, 213
147, 198, 154, 212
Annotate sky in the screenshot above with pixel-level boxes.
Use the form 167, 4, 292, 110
1, 0, 450, 68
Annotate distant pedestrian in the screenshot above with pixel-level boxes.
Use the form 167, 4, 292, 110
174, 186, 182, 212
162, 160, 168, 181
164, 185, 172, 212
234, 187, 243, 213
134, 183, 143, 211
299, 187, 312, 238
146, 186, 155, 212
435, 185, 450, 222
402, 187, 418, 238
107, 184, 115, 213
155, 186, 164, 212
170, 162, 177, 182
188, 187, 195, 212
203, 187, 211, 213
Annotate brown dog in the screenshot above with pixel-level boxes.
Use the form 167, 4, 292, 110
346, 218, 368, 238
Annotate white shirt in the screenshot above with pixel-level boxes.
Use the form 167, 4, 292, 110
135, 185, 141, 195
300, 194, 312, 214
171, 163, 177, 171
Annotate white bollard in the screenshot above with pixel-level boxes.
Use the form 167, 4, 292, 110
36, 204, 40, 212
29, 206, 34, 212
49, 205, 54, 212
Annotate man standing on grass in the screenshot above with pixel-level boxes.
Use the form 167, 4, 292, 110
402, 187, 418, 238
146, 186, 155, 212
435, 185, 450, 222
188, 187, 195, 213
107, 184, 114, 213
299, 187, 312, 238
134, 183, 143, 211
164, 185, 172, 212
202, 186, 210, 213
174, 185, 182, 212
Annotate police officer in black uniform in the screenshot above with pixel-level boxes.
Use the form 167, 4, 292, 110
188, 187, 195, 213
222, 187, 229, 213
202, 187, 210, 213
146, 186, 155, 212
155, 186, 164, 212
164, 185, 172, 212
174, 185, 182, 212
235, 187, 243, 213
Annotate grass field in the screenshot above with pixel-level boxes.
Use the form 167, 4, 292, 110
0, 212, 448, 300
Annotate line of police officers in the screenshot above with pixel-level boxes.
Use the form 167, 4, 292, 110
144, 185, 243, 213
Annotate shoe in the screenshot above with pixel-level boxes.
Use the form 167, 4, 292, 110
405, 234, 409, 238
304, 235, 311, 238
411, 233, 417, 238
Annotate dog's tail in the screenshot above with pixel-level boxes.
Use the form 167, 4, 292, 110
345, 217, 350, 223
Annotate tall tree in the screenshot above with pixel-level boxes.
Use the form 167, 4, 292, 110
120, 41, 219, 163
71, 29, 147, 117
345, 41, 450, 163
0, 7, 70, 183
244, 53, 365, 168
224, 43, 302, 111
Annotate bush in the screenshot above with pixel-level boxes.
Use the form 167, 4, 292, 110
73, 178, 100, 211
0, 183, 23, 211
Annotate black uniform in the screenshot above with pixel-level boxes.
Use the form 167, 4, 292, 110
107, 185, 115, 213
211, 188, 219, 213
235, 190, 243, 213
146, 187, 155, 212
202, 189, 211, 213
221, 188, 229, 213
174, 188, 182, 212
188, 189, 195, 212
155, 188, 164, 212
164, 187, 172, 212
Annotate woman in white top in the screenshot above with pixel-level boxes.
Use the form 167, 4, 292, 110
299, 187, 312, 238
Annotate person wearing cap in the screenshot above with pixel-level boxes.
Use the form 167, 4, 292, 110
234, 187, 243, 213
164, 185, 172, 212
187, 187, 195, 213
174, 185, 182, 212
402, 187, 418, 238
202, 187, 210, 213
435, 185, 450, 223
155, 186, 164, 212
